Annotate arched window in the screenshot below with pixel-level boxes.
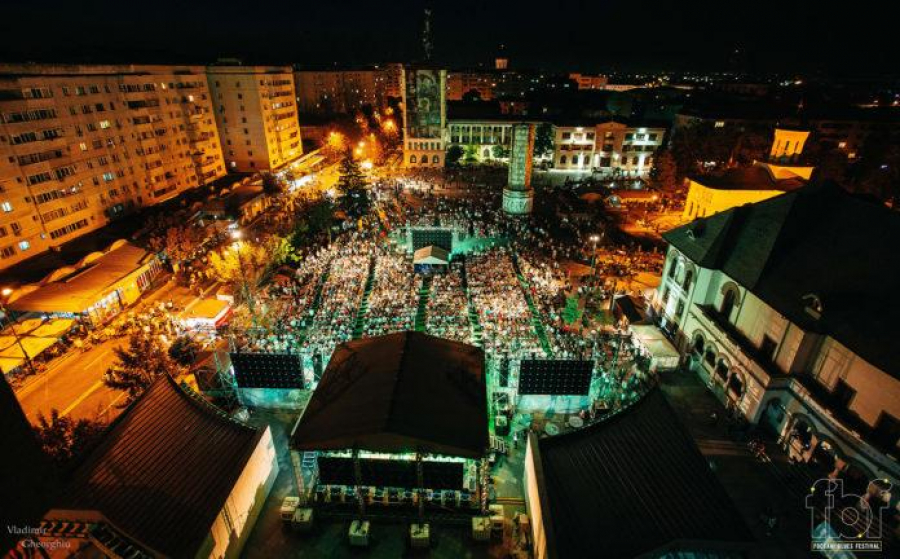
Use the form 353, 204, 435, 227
560, 155, 567, 164
721, 285, 739, 320
727, 372, 744, 398
668, 257, 679, 278
704, 347, 716, 367
692, 333, 705, 355
715, 358, 729, 380
432, 155, 440, 164
683, 269, 694, 291
410, 155, 417, 164
483, 148, 491, 158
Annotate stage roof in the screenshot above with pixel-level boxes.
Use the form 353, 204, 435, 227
53, 376, 263, 558
414, 245, 450, 264
530, 389, 752, 559
291, 331, 488, 459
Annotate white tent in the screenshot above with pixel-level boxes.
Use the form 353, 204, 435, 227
413, 245, 450, 265
630, 324, 680, 372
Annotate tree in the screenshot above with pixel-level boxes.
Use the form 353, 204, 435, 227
261, 172, 283, 195
104, 332, 180, 404
209, 240, 270, 287
533, 123, 554, 158
33, 409, 105, 467
323, 131, 348, 159
168, 335, 201, 367
446, 144, 464, 167
463, 144, 478, 164
335, 149, 370, 218
462, 89, 482, 103
651, 150, 680, 191
149, 224, 205, 270
492, 144, 510, 159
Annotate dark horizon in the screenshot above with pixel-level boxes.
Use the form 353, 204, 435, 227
0, 0, 894, 79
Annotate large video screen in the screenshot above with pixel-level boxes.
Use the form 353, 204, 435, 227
231, 352, 304, 389
405, 68, 442, 139
412, 228, 453, 252
318, 456, 464, 490
518, 359, 593, 396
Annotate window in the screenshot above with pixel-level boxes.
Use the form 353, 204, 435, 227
831, 379, 856, 410
1, 202, 12, 212
99, 120, 111, 129
721, 286, 738, 320
560, 155, 567, 164
760, 336, 778, 362
17, 240, 30, 251
871, 413, 900, 452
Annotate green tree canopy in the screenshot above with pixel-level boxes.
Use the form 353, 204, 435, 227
446, 144, 464, 167
105, 332, 181, 404
534, 123, 554, 158
336, 150, 371, 218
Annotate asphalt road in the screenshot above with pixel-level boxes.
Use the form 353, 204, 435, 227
16, 338, 125, 424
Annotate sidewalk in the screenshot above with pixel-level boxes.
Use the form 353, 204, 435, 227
660, 369, 811, 558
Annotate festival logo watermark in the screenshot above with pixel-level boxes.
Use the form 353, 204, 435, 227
806, 478, 891, 553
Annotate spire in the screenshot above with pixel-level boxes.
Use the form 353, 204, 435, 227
422, 8, 433, 62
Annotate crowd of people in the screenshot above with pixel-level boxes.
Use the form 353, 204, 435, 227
467, 248, 545, 359
425, 263, 472, 344
362, 246, 417, 338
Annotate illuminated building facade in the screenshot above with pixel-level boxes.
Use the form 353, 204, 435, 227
294, 68, 387, 114
447, 119, 514, 162
0, 63, 225, 271
657, 183, 900, 492
553, 120, 664, 177
207, 65, 302, 172
568, 73, 609, 90
401, 66, 447, 168
682, 128, 815, 220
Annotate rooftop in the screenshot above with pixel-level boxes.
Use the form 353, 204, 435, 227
51, 376, 264, 558
530, 389, 753, 559
691, 165, 807, 192
664, 181, 900, 379
291, 332, 488, 459
8, 241, 156, 314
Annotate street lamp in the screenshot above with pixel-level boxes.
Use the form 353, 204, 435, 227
0, 287, 37, 376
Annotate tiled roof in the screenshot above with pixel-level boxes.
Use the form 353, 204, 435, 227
665, 181, 900, 379
56, 376, 263, 558
531, 389, 753, 559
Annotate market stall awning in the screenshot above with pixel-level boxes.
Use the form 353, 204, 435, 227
0, 336, 59, 359
0, 356, 25, 374
413, 245, 450, 265
29, 318, 76, 338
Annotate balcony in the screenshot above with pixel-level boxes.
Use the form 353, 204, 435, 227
773, 373, 900, 478
695, 304, 785, 381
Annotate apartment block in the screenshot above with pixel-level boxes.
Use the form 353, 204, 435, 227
447, 71, 495, 101
294, 68, 385, 115
0, 63, 226, 271
206, 66, 302, 172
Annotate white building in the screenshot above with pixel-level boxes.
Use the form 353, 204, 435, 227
656, 182, 900, 492
553, 120, 665, 177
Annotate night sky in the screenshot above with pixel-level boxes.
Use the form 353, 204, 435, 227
0, 0, 892, 76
